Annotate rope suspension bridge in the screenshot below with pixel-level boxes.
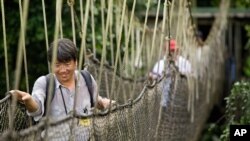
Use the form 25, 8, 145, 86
0, 0, 229, 140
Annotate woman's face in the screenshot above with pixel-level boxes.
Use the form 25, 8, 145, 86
53, 60, 77, 84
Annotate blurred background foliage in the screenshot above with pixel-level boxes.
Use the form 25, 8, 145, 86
221, 81, 250, 141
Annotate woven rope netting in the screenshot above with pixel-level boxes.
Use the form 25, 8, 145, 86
0, 0, 229, 140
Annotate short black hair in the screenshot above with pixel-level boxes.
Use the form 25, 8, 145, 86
47, 38, 78, 63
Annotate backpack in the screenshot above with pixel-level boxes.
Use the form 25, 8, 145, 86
44, 70, 94, 117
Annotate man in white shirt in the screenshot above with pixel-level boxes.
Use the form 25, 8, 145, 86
149, 39, 192, 108
150, 39, 192, 79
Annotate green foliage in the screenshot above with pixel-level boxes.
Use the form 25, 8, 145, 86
220, 81, 250, 141
127, 0, 161, 21
200, 123, 224, 141
233, 0, 250, 8
201, 81, 250, 141
243, 56, 250, 77
225, 81, 250, 124
245, 25, 250, 38
211, 0, 221, 6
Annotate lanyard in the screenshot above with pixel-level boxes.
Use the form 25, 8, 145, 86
59, 85, 68, 114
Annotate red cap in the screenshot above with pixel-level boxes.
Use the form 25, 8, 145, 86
169, 39, 176, 52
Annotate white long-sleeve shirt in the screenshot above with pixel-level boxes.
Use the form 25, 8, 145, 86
152, 56, 192, 77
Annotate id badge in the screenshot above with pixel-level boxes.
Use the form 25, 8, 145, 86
79, 118, 91, 126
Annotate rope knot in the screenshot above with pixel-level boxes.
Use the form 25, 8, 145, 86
67, 0, 75, 6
